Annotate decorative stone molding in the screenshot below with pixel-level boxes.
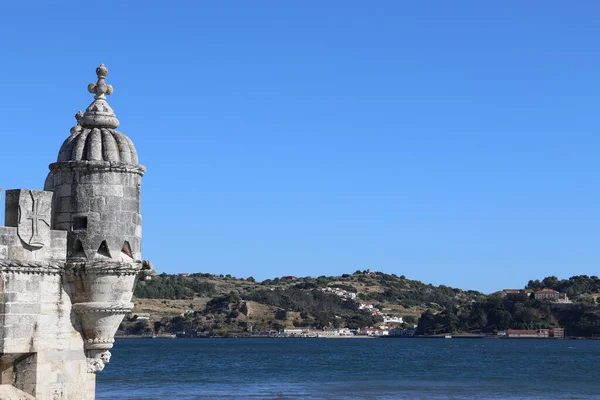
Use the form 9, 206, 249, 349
65, 260, 143, 276
87, 358, 105, 374
48, 160, 146, 176
85, 338, 115, 345
73, 302, 134, 315
74, 301, 133, 356
0, 260, 64, 275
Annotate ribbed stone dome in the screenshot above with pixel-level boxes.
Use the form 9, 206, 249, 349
57, 127, 139, 164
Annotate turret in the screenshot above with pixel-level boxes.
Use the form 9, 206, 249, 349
45, 63, 144, 262
45, 64, 150, 369
0, 64, 153, 399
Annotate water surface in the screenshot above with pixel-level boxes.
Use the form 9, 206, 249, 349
97, 338, 600, 399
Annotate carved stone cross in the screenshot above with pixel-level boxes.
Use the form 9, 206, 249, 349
5, 189, 53, 249
87, 64, 113, 100
22, 193, 50, 247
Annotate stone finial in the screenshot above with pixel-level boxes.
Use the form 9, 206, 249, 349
70, 112, 84, 136
87, 64, 114, 100
79, 64, 120, 129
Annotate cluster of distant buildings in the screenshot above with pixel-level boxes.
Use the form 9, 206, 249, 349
270, 327, 564, 339
319, 286, 358, 300
499, 328, 565, 339
495, 288, 570, 303
358, 303, 383, 316
319, 287, 408, 323
360, 327, 416, 337
269, 327, 416, 338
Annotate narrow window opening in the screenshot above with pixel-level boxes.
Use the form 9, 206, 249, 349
72, 216, 88, 231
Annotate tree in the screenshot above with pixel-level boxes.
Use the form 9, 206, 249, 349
579, 294, 595, 305
541, 276, 560, 290
271, 323, 285, 332
275, 309, 287, 320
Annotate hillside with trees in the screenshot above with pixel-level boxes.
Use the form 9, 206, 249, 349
526, 275, 600, 298
417, 275, 600, 337
125, 270, 480, 337
122, 272, 600, 338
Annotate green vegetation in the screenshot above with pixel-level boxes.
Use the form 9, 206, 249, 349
127, 272, 600, 338
526, 275, 600, 297
246, 287, 381, 329
134, 273, 216, 299
129, 270, 463, 336
417, 275, 600, 336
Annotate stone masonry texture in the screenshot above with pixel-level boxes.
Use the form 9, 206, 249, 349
0, 64, 149, 399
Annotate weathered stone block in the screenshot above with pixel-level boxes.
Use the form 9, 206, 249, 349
131, 213, 142, 225
104, 196, 122, 211
7, 246, 25, 260
123, 186, 138, 199
75, 185, 94, 199
51, 230, 67, 241
6, 303, 40, 315
0, 384, 37, 400
73, 197, 92, 212
121, 199, 139, 212
90, 197, 106, 212
56, 184, 72, 198
58, 197, 74, 213
56, 212, 71, 224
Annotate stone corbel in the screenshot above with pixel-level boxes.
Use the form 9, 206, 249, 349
87, 350, 111, 374
139, 259, 157, 280
73, 301, 132, 368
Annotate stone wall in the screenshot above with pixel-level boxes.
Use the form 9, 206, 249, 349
0, 190, 95, 399
46, 162, 144, 262
0, 266, 94, 399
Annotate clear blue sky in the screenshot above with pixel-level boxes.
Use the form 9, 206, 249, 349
1, 1, 599, 293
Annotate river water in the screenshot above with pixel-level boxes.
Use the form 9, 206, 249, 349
96, 338, 600, 399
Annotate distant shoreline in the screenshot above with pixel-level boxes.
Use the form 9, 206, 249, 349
115, 335, 599, 340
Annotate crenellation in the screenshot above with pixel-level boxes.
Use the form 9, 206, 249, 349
0, 64, 152, 399
4, 192, 20, 228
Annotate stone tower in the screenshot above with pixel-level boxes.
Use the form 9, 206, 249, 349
45, 63, 144, 263
0, 65, 153, 399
